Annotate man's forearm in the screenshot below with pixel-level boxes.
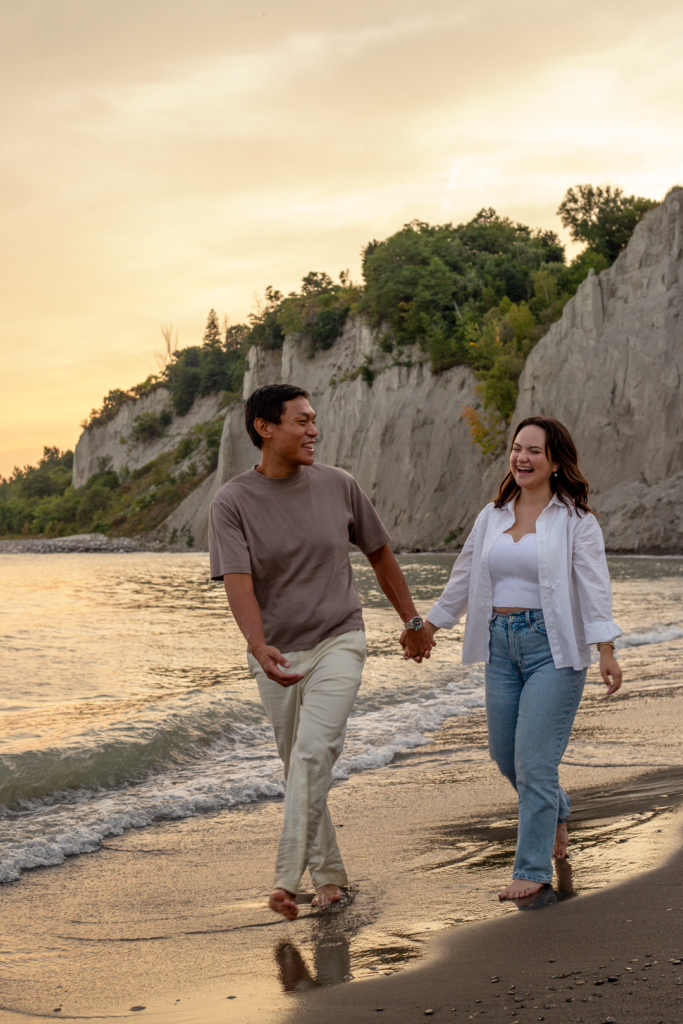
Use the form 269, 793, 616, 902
366, 544, 418, 623
223, 574, 267, 651
224, 575, 304, 685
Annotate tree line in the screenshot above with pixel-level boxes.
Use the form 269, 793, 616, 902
1, 183, 658, 537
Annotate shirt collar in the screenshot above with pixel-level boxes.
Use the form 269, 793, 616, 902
503, 492, 564, 511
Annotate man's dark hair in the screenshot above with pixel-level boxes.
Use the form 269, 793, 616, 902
244, 384, 310, 448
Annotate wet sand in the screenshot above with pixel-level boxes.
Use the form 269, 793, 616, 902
284, 808, 683, 1024
2, 650, 683, 1023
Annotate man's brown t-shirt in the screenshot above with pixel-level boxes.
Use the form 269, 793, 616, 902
209, 463, 391, 653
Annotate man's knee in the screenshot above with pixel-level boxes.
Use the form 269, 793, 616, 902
295, 733, 338, 770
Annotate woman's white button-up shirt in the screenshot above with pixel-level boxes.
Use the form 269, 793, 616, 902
426, 496, 621, 670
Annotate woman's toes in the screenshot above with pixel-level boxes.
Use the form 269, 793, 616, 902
498, 880, 544, 901
554, 823, 569, 858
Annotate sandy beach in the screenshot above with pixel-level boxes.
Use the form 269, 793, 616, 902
2, 633, 683, 1024
3, 5, 683, 1021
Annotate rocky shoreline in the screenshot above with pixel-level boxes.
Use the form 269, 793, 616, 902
2, 533, 681, 556
0, 533, 166, 554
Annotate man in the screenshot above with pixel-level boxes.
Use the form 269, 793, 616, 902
209, 383, 432, 919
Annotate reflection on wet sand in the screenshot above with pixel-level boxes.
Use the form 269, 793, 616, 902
273, 775, 683, 999
274, 924, 352, 992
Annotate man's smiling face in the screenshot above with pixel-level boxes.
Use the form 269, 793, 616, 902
258, 395, 318, 466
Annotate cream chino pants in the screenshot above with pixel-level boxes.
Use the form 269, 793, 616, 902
247, 629, 366, 896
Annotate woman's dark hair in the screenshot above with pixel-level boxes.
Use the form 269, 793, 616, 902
493, 415, 592, 514
244, 383, 310, 448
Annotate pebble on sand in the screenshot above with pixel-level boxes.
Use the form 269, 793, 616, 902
129, 1008, 146, 1012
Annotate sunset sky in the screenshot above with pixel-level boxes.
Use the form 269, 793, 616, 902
1, 0, 682, 477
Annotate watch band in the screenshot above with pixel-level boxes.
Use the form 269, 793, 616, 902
404, 616, 424, 631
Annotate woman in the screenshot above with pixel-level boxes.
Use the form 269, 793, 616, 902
421, 416, 622, 900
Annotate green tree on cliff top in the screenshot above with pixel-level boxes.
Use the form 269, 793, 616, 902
557, 184, 658, 263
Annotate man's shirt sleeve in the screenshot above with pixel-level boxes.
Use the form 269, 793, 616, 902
209, 491, 253, 581
346, 476, 392, 555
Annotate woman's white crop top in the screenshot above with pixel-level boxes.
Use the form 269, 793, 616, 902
488, 532, 542, 609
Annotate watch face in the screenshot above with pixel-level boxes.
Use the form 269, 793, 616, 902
408, 616, 424, 630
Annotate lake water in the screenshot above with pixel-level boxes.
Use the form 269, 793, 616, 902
2, 551, 683, 886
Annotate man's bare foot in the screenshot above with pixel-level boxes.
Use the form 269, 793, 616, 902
554, 822, 569, 859
498, 879, 544, 901
269, 888, 298, 920
311, 884, 343, 908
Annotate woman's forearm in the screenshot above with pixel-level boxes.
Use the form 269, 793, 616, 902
427, 526, 476, 628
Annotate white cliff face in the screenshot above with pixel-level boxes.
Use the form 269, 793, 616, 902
175, 318, 493, 550
512, 186, 683, 550
72, 390, 225, 488
515, 187, 683, 494
594, 472, 683, 553
88, 186, 683, 553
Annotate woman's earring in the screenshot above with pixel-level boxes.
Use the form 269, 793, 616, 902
553, 471, 558, 477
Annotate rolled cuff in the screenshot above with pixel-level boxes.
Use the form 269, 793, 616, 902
583, 619, 622, 645
426, 602, 461, 630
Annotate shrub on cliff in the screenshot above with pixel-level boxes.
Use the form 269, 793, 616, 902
159, 314, 248, 417
84, 312, 248, 427
360, 187, 657, 446
246, 272, 362, 354
360, 210, 572, 424
83, 376, 163, 429
130, 408, 173, 443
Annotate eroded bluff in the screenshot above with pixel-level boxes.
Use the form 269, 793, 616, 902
163, 186, 683, 554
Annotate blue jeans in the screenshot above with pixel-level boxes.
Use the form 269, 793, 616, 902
485, 610, 586, 884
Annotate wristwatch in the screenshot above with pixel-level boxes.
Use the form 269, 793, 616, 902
404, 616, 424, 631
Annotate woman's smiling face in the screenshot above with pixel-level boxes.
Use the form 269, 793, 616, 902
510, 424, 558, 492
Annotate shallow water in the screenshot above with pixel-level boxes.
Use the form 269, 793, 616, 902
1, 552, 683, 885
3, 552, 683, 1022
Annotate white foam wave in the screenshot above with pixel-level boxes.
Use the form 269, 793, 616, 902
336, 677, 485, 777
617, 623, 683, 648
0, 766, 287, 884
0, 671, 485, 884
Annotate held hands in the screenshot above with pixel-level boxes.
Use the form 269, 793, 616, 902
600, 647, 622, 695
400, 621, 437, 663
251, 644, 304, 687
